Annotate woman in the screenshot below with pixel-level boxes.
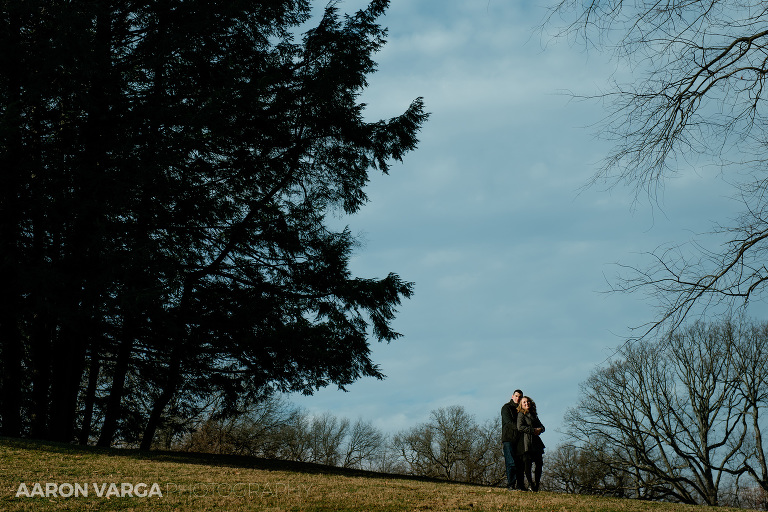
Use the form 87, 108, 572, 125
516, 396, 545, 491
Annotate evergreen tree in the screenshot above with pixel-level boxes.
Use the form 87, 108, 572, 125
0, 0, 427, 446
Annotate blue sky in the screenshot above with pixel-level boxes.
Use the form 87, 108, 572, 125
290, 0, 754, 447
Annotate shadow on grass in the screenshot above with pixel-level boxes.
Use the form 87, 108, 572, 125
0, 437, 490, 488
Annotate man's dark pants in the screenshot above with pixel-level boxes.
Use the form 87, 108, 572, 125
502, 442, 517, 489
503, 441, 527, 490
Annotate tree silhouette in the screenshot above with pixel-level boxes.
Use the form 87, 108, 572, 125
0, 0, 427, 446
547, 0, 768, 336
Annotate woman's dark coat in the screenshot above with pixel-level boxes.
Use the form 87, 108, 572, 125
516, 410, 545, 456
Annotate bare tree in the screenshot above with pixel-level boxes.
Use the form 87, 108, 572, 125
564, 321, 747, 505
542, 442, 628, 496
547, 0, 768, 335
307, 412, 350, 466
732, 484, 768, 511
178, 400, 390, 471
732, 320, 768, 494
392, 415, 450, 479
341, 418, 385, 470
463, 418, 506, 486
392, 405, 501, 484
277, 408, 313, 462
178, 394, 299, 457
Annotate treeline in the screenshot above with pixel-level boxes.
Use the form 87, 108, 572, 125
145, 371, 768, 510
0, 1, 425, 448
543, 444, 767, 509
99, 313, 768, 512
161, 399, 506, 487
547, 318, 768, 510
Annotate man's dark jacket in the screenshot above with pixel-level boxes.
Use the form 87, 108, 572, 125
501, 400, 519, 443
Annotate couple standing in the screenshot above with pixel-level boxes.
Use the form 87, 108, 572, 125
501, 389, 545, 491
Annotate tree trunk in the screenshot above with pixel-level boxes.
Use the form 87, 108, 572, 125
140, 353, 182, 451
0, 314, 23, 438
0, 4, 24, 439
79, 351, 101, 445
29, 316, 53, 439
47, 325, 88, 442
97, 335, 134, 447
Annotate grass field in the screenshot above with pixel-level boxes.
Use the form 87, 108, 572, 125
0, 437, 746, 511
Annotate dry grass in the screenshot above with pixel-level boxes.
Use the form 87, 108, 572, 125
0, 438, 746, 511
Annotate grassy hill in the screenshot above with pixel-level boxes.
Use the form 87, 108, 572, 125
0, 437, 745, 511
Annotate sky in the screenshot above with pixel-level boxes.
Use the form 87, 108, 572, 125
289, 0, 757, 448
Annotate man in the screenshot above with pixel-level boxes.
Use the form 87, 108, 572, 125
501, 389, 525, 490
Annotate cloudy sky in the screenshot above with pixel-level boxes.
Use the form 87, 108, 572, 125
289, 0, 756, 447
